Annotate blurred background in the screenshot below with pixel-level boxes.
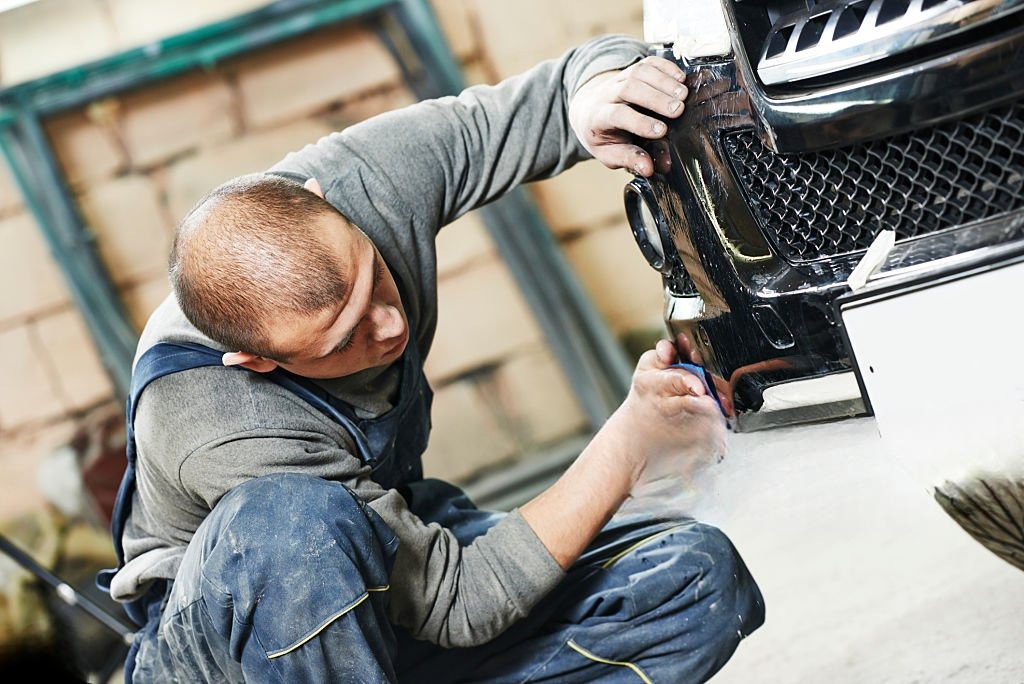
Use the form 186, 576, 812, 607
0, 0, 661, 679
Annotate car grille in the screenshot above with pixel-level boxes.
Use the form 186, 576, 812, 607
723, 99, 1024, 263
756, 0, 1024, 85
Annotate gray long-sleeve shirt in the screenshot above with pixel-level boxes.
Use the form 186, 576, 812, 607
112, 34, 648, 648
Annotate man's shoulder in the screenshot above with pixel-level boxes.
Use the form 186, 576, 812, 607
134, 293, 226, 367
134, 363, 354, 462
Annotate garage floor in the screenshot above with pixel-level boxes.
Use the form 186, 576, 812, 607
674, 416, 1024, 683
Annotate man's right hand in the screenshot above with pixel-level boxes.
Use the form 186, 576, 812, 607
614, 339, 728, 489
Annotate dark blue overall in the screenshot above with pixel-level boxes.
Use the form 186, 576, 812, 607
101, 337, 764, 683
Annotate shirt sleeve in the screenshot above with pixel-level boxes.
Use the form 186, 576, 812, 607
369, 490, 564, 647
270, 34, 648, 231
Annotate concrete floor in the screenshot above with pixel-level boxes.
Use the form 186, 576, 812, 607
669, 416, 1024, 683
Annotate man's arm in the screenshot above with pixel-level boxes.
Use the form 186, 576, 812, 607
272, 35, 684, 231
128, 343, 721, 648
378, 340, 725, 645
248, 35, 706, 644
520, 340, 726, 568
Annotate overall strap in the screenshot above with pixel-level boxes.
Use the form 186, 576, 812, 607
97, 342, 230, 624
104, 343, 227, 574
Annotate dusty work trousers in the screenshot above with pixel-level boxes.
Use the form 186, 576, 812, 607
128, 473, 764, 683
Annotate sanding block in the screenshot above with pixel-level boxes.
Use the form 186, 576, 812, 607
670, 362, 728, 417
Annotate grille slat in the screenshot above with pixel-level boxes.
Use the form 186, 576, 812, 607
723, 100, 1024, 262
757, 0, 1024, 84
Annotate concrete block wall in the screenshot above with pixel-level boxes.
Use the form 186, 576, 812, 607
0, 0, 665, 520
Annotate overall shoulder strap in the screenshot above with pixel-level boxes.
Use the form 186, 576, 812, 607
97, 342, 232, 623
103, 342, 228, 576
129, 342, 226, 416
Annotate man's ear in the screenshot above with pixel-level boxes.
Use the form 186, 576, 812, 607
222, 351, 279, 373
303, 177, 325, 199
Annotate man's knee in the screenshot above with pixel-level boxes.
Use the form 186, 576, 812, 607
175, 473, 397, 652
141, 474, 399, 680
628, 521, 764, 681
675, 520, 765, 638
210, 472, 367, 531
197, 472, 396, 591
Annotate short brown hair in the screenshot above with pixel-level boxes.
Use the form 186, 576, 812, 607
169, 173, 350, 358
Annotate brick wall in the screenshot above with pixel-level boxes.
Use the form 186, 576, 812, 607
0, 0, 665, 521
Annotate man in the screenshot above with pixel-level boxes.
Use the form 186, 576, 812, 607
101, 34, 764, 682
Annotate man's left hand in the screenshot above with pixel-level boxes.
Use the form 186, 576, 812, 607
569, 56, 688, 177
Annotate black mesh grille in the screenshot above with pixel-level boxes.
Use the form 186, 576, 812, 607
722, 100, 1024, 262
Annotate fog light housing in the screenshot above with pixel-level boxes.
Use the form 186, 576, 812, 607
625, 177, 672, 274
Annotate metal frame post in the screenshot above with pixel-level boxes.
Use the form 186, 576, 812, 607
0, 111, 136, 397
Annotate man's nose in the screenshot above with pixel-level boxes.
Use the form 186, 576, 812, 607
368, 302, 403, 341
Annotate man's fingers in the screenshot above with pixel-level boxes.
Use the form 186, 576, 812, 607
619, 66, 688, 119
636, 340, 676, 372
636, 347, 663, 373
635, 340, 710, 396
663, 367, 708, 397
636, 55, 686, 84
592, 143, 655, 176
655, 339, 677, 366
634, 339, 675, 370
599, 101, 668, 141
572, 57, 690, 173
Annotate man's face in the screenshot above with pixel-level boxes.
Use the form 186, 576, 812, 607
262, 214, 409, 379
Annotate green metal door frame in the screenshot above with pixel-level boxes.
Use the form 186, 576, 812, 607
0, 0, 631, 425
